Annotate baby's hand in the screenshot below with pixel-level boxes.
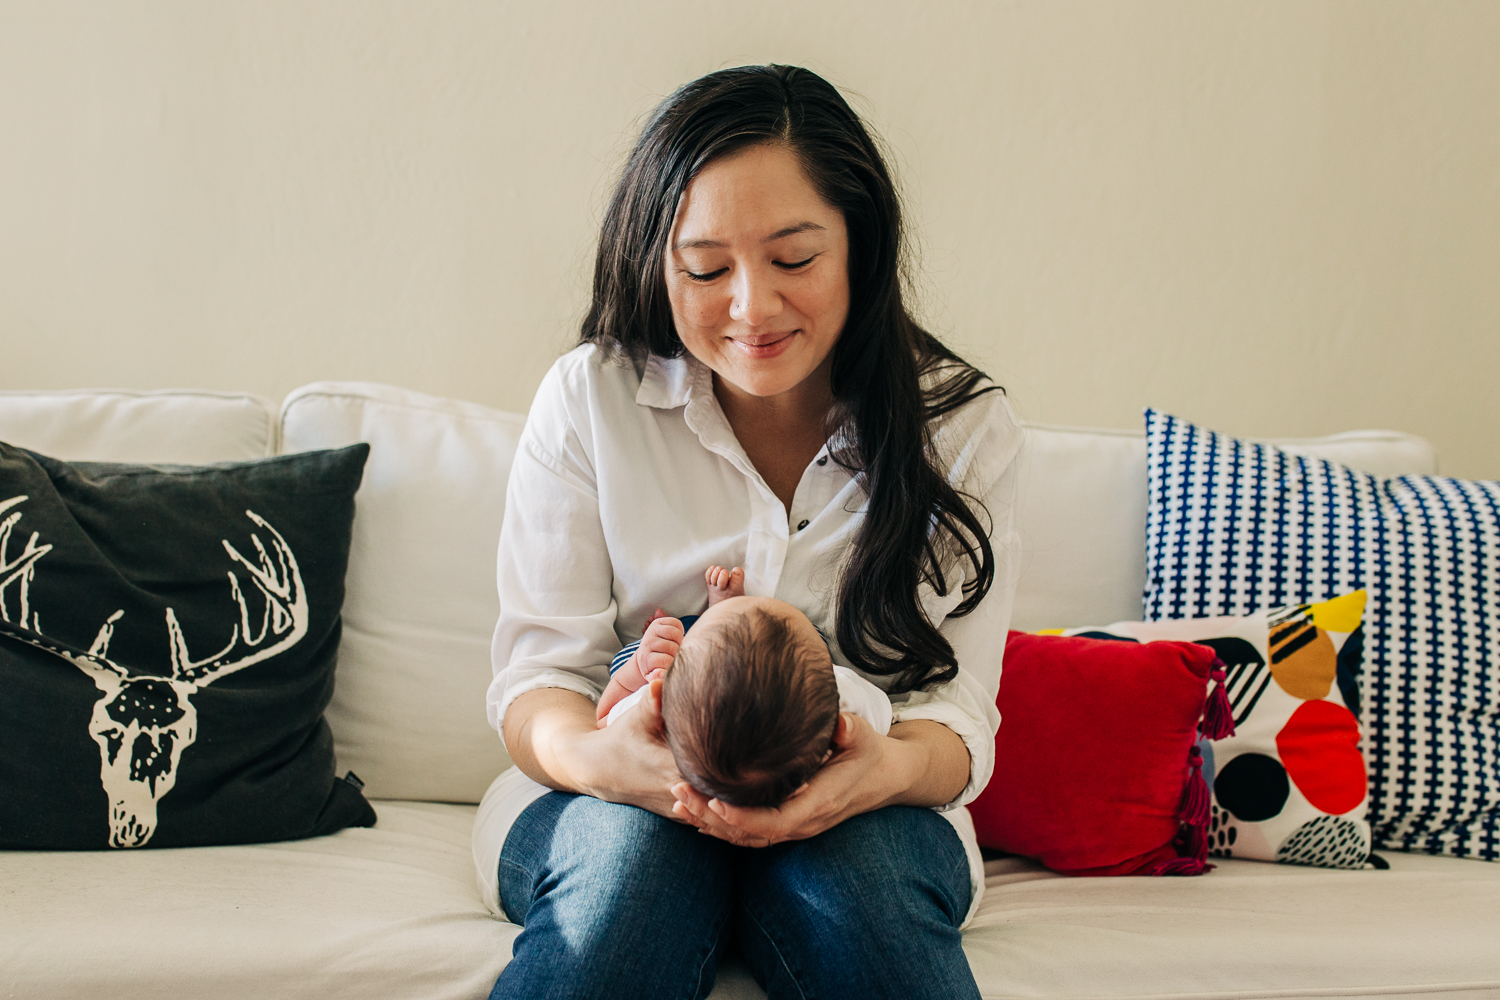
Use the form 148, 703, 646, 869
705, 565, 745, 605
636, 616, 684, 678
597, 616, 685, 723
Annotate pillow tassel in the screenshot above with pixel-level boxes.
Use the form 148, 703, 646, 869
1201, 660, 1236, 740
1148, 745, 1214, 876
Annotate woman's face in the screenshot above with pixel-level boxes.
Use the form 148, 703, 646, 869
664, 143, 850, 402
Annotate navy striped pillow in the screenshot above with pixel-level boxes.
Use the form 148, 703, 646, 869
1143, 409, 1500, 862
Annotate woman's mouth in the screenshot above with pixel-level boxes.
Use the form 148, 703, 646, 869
729, 331, 796, 360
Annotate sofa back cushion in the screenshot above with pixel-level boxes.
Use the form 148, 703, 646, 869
0, 389, 276, 463
280, 382, 524, 803
1011, 421, 1438, 632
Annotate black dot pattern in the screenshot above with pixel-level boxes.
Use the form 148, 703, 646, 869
1276, 814, 1369, 869
1209, 803, 1240, 858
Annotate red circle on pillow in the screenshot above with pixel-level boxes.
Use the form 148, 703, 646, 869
1275, 700, 1365, 816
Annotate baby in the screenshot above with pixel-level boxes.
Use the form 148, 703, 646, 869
598, 566, 892, 808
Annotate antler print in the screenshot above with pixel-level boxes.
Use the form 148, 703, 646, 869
0, 496, 52, 633
170, 511, 308, 685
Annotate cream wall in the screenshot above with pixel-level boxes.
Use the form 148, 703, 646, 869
2, 1, 1497, 476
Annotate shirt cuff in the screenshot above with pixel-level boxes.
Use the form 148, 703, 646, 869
891, 696, 993, 812
492, 669, 604, 748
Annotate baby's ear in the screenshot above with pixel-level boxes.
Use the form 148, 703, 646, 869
644, 675, 665, 715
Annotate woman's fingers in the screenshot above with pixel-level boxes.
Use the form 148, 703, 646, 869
670, 783, 772, 846
703, 715, 880, 843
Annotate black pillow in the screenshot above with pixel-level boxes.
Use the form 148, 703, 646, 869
0, 442, 376, 849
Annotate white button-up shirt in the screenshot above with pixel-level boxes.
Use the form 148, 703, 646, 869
475, 344, 1022, 923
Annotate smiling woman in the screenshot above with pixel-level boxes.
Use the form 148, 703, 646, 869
476, 64, 1023, 1000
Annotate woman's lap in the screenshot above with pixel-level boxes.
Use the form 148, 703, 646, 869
735, 808, 978, 1000
492, 792, 978, 1000
495, 792, 735, 1000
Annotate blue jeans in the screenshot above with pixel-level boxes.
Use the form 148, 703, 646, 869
491, 792, 979, 1000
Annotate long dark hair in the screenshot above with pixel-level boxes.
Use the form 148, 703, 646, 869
581, 65, 1001, 694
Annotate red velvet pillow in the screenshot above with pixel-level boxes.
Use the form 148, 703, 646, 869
968, 631, 1231, 876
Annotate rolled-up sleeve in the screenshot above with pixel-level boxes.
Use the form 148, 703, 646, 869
891, 391, 1023, 809
486, 365, 620, 742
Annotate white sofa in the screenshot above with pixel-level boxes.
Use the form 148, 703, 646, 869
2, 382, 1497, 1000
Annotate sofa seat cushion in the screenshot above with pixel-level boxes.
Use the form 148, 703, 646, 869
4, 804, 1497, 999
965, 851, 1500, 998
0, 801, 517, 1000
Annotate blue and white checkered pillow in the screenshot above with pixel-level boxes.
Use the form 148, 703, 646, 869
1143, 409, 1500, 862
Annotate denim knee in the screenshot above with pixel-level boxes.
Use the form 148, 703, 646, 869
492, 792, 736, 1000
736, 807, 978, 1000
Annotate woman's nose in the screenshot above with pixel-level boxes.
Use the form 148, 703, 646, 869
729, 266, 783, 327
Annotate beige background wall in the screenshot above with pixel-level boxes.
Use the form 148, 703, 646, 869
2, 1, 1497, 476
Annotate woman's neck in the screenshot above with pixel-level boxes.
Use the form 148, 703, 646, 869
713, 365, 835, 514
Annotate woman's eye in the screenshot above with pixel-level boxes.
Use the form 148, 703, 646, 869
775, 255, 818, 271
684, 268, 727, 283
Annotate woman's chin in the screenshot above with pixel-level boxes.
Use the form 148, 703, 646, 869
721, 371, 812, 400
715, 354, 832, 401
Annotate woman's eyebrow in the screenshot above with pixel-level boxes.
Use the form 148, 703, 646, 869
763, 221, 825, 243
672, 221, 826, 251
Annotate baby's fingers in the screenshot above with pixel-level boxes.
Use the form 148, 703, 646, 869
640, 649, 676, 675
643, 617, 685, 644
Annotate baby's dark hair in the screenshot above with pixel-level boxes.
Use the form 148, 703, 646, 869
661, 607, 839, 808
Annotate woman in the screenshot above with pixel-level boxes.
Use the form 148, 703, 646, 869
473, 64, 1021, 999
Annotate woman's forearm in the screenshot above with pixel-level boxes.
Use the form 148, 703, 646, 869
883, 720, 972, 808
503, 685, 687, 816
502, 687, 602, 794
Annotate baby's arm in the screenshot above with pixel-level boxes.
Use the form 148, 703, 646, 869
833, 666, 894, 735
596, 616, 685, 722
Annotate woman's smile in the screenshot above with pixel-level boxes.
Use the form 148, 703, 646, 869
727, 330, 797, 359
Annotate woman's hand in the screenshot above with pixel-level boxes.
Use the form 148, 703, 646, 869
669, 715, 971, 846
504, 683, 685, 820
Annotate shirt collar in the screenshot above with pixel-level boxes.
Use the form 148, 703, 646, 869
635, 353, 706, 410
635, 350, 855, 462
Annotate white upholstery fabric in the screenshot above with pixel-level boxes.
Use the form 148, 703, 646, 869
0, 802, 517, 1000
1011, 422, 1439, 632
280, 382, 524, 803
965, 851, 1500, 999
0, 388, 276, 463
3, 801, 1495, 1000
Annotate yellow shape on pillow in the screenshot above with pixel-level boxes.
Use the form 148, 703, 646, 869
1308, 590, 1367, 633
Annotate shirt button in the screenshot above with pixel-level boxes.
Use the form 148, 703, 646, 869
797, 519, 809, 532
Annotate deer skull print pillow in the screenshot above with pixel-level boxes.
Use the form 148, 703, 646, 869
0, 442, 375, 849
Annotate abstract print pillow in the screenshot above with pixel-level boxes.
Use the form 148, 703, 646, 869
0, 442, 376, 849
1044, 590, 1373, 868
1145, 409, 1500, 862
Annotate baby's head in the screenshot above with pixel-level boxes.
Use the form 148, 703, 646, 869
660, 596, 838, 808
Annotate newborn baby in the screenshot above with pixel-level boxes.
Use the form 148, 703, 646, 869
599, 566, 891, 808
